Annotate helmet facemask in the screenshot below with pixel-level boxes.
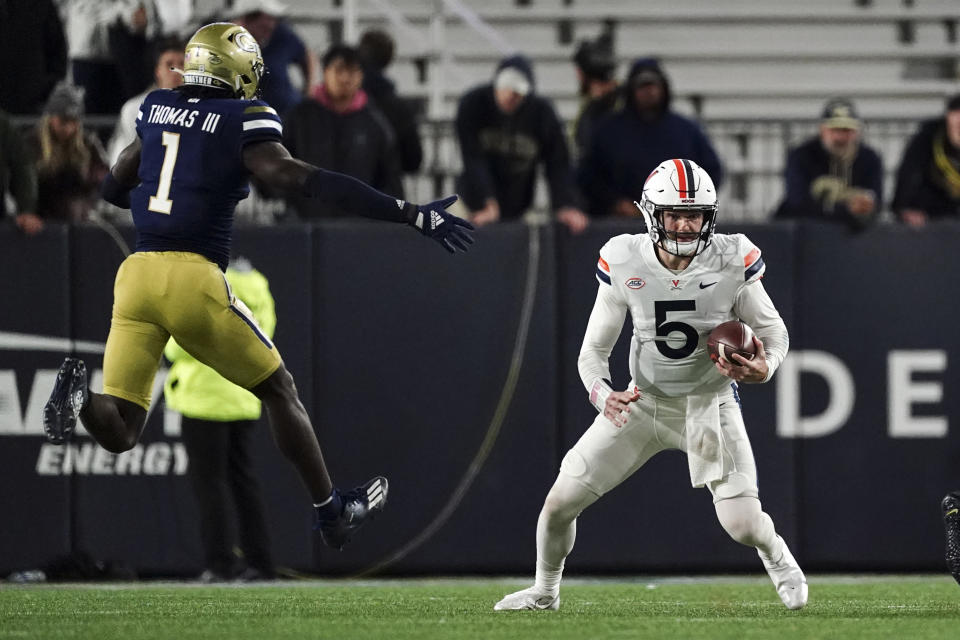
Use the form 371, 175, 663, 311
635, 158, 719, 258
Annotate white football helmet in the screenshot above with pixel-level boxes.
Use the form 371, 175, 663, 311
635, 158, 718, 257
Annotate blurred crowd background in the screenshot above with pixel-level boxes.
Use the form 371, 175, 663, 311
3, 0, 960, 236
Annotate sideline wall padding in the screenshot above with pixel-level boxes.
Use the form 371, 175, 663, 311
1, 221, 958, 575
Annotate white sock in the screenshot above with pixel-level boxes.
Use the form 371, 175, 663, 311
532, 474, 598, 596
533, 557, 565, 596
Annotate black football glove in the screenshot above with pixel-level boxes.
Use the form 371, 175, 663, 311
406, 195, 475, 254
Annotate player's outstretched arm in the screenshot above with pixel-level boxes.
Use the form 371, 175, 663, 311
100, 137, 142, 209
243, 141, 475, 254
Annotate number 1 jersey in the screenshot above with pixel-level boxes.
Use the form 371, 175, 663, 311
130, 88, 283, 270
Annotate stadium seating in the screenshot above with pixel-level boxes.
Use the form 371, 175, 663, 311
220, 0, 960, 219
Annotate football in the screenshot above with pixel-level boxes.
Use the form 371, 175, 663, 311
707, 320, 757, 364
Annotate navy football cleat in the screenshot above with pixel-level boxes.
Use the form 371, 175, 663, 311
943, 491, 960, 586
43, 358, 88, 445
315, 476, 388, 550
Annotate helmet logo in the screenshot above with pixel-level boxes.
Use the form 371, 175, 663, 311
234, 31, 261, 55
673, 159, 697, 197
208, 54, 222, 65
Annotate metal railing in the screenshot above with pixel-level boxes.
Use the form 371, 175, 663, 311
9, 114, 924, 224
411, 117, 924, 222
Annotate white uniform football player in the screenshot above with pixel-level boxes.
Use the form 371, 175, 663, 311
495, 159, 807, 612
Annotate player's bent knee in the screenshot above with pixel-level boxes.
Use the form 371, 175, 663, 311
102, 433, 138, 454
541, 473, 598, 524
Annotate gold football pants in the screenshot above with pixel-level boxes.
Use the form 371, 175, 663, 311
103, 251, 281, 409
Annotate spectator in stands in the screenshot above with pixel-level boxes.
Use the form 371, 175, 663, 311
107, 38, 184, 165
164, 257, 277, 583
358, 29, 424, 174
282, 44, 402, 218
28, 82, 108, 223
774, 98, 883, 229
0, 0, 67, 115
456, 55, 588, 234
60, 1, 155, 114
0, 109, 40, 235
578, 57, 722, 217
228, 0, 318, 117
571, 35, 620, 159
892, 94, 960, 226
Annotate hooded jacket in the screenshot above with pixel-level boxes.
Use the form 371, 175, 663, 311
578, 58, 723, 216
892, 117, 960, 220
775, 135, 883, 228
455, 55, 578, 219
282, 84, 403, 218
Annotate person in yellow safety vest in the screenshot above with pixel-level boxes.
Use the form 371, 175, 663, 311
164, 257, 277, 582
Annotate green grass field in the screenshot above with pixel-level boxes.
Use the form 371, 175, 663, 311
1, 576, 957, 640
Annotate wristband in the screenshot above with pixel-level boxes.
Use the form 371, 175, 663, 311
589, 378, 614, 412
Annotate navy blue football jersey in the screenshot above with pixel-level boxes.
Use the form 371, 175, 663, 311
130, 88, 283, 269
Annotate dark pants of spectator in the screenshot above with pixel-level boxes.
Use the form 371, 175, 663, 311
108, 25, 153, 102
71, 60, 125, 115
181, 417, 275, 579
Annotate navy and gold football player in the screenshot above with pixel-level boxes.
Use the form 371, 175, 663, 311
42, 23, 474, 550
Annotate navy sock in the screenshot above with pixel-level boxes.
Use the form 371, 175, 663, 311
314, 489, 343, 521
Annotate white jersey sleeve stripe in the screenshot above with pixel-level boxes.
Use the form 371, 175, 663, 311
242, 119, 283, 133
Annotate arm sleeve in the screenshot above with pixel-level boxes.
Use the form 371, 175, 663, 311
577, 282, 628, 398
892, 127, 932, 215
865, 148, 884, 209
2, 117, 37, 213
455, 93, 496, 204
540, 104, 578, 211
733, 280, 789, 382
302, 167, 411, 223
840, 149, 884, 229
577, 126, 622, 216
778, 147, 817, 218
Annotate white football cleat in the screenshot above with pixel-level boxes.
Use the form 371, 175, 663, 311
493, 587, 560, 611
760, 536, 808, 610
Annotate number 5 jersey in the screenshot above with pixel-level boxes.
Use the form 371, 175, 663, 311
579, 232, 789, 398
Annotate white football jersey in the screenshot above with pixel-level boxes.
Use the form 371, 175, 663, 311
579, 232, 787, 398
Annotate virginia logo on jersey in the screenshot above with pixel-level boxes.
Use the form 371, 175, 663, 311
625, 277, 646, 289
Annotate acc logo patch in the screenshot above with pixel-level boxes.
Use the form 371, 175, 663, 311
625, 277, 646, 289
